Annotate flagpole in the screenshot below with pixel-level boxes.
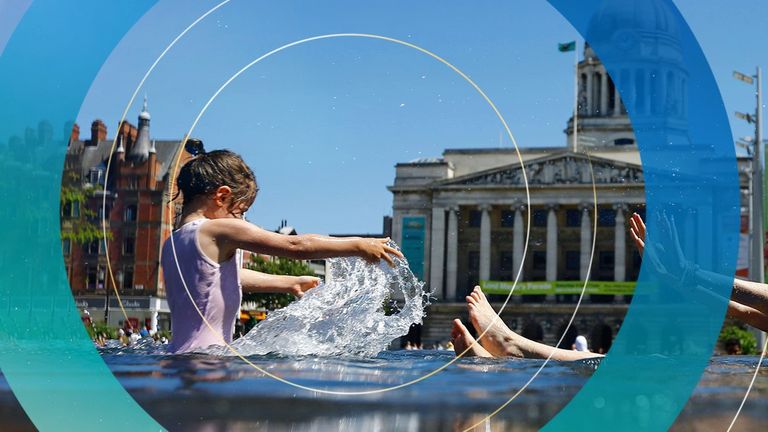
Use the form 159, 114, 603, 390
573, 40, 579, 152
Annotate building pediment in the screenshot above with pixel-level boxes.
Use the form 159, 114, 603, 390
436, 151, 643, 187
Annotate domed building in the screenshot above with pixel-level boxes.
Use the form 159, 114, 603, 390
388, 42, 752, 350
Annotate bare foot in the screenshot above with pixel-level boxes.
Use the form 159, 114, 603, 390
466, 286, 523, 357
451, 319, 492, 358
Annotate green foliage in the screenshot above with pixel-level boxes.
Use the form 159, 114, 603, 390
60, 172, 110, 244
719, 323, 757, 355
84, 321, 118, 340
243, 255, 317, 310
156, 329, 172, 341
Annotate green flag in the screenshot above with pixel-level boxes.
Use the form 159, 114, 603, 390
558, 41, 576, 52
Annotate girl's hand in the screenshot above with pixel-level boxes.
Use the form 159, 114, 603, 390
288, 276, 321, 298
629, 212, 646, 254
357, 238, 404, 267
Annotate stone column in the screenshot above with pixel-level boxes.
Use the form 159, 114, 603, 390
430, 207, 446, 299
600, 70, 609, 115
479, 204, 492, 283
580, 204, 592, 280
446, 206, 459, 302
614, 73, 623, 116
614, 204, 626, 282
546, 205, 558, 281
586, 69, 594, 115
513, 204, 525, 281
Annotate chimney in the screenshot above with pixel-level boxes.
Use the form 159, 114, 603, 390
147, 140, 157, 190
69, 123, 80, 145
89, 119, 107, 146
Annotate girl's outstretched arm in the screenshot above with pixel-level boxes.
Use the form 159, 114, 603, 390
240, 268, 320, 297
202, 218, 403, 265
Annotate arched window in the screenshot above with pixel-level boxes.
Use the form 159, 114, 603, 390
556, 322, 579, 349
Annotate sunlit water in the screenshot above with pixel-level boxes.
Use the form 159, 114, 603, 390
228, 254, 428, 357
2, 254, 767, 430
2, 352, 767, 431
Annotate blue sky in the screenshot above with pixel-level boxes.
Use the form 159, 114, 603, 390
48, 1, 768, 233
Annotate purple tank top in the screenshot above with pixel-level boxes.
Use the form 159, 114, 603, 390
161, 219, 242, 353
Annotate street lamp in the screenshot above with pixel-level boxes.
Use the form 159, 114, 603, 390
735, 67, 765, 346
734, 67, 764, 285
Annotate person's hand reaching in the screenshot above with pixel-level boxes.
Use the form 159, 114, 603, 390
288, 276, 321, 298
357, 238, 404, 267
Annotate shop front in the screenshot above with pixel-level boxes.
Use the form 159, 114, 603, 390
75, 296, 170, 332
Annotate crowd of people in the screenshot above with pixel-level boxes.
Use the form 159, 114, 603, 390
91, 324, 169, 348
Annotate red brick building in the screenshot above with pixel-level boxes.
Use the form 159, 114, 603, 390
62, 100, 191, 331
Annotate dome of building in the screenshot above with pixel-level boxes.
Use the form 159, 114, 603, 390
587, 0, 680, 44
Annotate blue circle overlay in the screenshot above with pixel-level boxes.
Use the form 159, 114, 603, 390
544, 0, 737, 430
0, 0, 737, 430
0, 1, 163, 430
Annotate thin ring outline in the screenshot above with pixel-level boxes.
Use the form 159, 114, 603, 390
100, 0, 233, 331
168, 32, 536, 395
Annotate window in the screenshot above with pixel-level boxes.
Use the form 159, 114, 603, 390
598, 209, 616, 226
566, 251, 580, 271
73, 201, 80, 218
533, 251, 546, 270
501, 210, 515, 228
468, 210, 481, 228
123, 237, 135, 255
124, 204, 137, 222
566, 209, 581, 227
87, 240, 99, 255
123, 266, 134, 290
97, 265, 105, 290
86, 266, 97, 291
62, 239, 71, 255
98, 239, 107, 255
599, 251, 615, 271
62, 202, 72, 218
468, 251, 480, 271
98, 205, 110, 220
614, 138, 635, 146
89, 168, 103, 185
500, 251, 514, 272
533, 209, 548, 227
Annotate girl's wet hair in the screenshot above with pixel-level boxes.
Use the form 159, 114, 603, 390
175, 139, 258, 209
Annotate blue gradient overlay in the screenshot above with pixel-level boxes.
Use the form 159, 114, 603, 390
0, 1, 162, 430
0, 0, 737, 430
545, 0, 737, 430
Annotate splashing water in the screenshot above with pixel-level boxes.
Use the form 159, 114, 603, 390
230, 249, 428, 357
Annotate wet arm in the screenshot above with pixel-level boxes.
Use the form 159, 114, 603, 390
726, 300, 768, 333
240, 268, 304, 294
240, 268, 320, 297
209, 219, 402, 264
690, 268, 768, 315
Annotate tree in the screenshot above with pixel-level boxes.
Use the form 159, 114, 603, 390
719, 321, 757, 355
242, 255, 317, 310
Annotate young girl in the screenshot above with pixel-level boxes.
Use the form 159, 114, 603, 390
161, 142, 402, 354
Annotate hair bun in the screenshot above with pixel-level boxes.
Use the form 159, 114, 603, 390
185, 138, 205, 156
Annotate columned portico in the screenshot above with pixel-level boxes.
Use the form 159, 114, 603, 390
446, 207, 459, 301
479, 204, 492, 282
